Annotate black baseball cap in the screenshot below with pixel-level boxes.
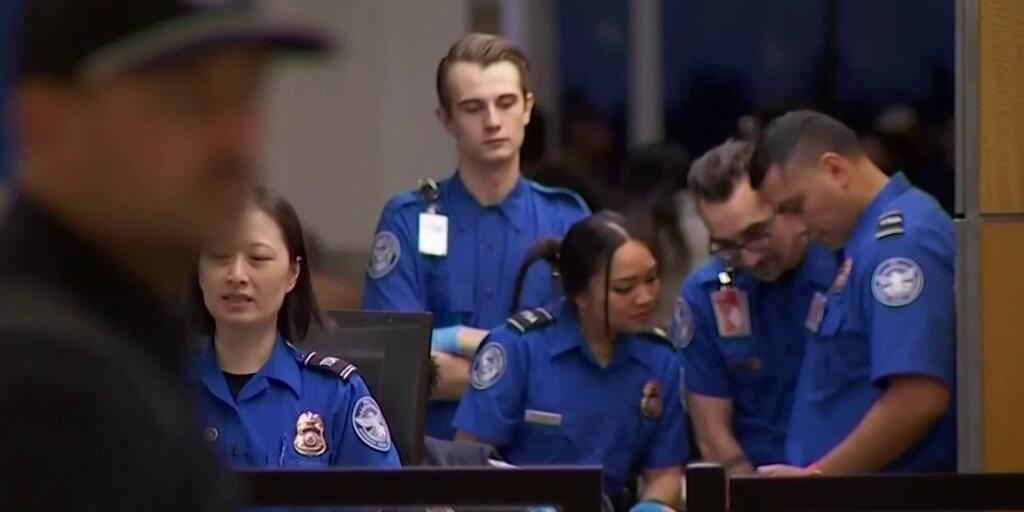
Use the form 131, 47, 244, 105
16, 0, 332, 84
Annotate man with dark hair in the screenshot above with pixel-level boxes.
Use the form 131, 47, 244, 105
753, 110, 955, 475
362, 33, 588, 440
0, 0, 327, 508
670, 139, 835, 476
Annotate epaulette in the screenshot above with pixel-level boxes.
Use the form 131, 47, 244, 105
302, 350, 359, 382
642, 327, 676, 349
875, 210, 905, 240
506, 307, 555, 334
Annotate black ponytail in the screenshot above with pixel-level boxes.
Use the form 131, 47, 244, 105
510, 238, 561, 314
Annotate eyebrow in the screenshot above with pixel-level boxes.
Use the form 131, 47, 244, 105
455, 93, 519, 108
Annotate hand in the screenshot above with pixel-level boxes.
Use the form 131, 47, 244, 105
629, 501, 675, 512
756, 464, 814, 477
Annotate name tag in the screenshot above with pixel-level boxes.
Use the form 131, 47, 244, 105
418, 213, 448, 256
524, 409, 562, 427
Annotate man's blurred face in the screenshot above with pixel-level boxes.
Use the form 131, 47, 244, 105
759, 155, 856, 251
699, 176, 808, 281
438, 61, 534, 169
20, 45, 266, 255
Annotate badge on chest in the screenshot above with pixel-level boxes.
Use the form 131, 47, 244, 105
294, 411, 327, 457
711, 288, 752, 338
640, 380, 663, 419
805, 291, 828, 333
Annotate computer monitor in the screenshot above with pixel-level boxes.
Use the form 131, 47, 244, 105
305, 310, 432, 464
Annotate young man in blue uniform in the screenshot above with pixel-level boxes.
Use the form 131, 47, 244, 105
672, 139, 836, 476
752, 110, 956, 475
362, 33, 589, 439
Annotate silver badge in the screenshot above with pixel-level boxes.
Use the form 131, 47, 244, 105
470, 343, 507, 390
872, 257, 924, 307
367, 231, 401, 279
670, 298, 694, 349
352, 396, 392, 452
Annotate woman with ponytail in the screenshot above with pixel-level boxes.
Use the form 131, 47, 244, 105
453, 211, 687, 512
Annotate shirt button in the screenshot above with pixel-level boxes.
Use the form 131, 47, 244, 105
486, 288, 495, 297
231, 447, 240, 457
486, 241, 495, 250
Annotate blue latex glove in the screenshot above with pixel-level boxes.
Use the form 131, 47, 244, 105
430, 325, 462, 354
526, 508, 558, 512
630, 501, 669, 512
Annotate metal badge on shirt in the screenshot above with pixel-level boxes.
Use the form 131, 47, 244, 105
710, 288, 752, 338
418, 213, 448, 257
294, 411, 327, 457
805, 291, 828, 333
640, 380, 662, 419
831, 257, 854, 295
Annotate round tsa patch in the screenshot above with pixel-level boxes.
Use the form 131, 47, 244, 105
367, 231, 401, 279
470, 343, 507, 390
670, 298, 694, 349
872, 257, 924, 307
351, 396, 392, 452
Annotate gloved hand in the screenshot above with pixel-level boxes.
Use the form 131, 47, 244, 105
630, 500, 672, 512
431, 325, 462, 354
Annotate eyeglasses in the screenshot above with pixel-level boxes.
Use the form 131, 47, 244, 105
708, 218, 775, 264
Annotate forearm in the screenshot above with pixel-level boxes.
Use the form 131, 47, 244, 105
816, 379, 948, 474
697, 429, 754, 476
429, 351, 470, 400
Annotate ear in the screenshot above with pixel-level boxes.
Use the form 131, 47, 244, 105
819, 152, 853, 188
522, 91, 535, 126
435, 106, 456, 136
285, 257, 301, 294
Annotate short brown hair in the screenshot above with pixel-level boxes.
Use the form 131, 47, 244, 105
436, 33, 532, 112
688, 139, 755, 203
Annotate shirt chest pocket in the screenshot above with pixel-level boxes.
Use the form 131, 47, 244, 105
518, 409, 580, 463
429, 261, 476, 324
814, 302, 870, 388
720, 341, 765, 382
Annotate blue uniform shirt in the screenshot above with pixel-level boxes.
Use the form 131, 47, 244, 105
672, 244, 836, 466
190, 336, 402, 468
787, 172, 956, 471
362, 172, 589, 438
453, 302, 689, 493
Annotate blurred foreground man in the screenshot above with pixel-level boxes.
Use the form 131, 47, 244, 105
0, 1, 327, 509
752, 110, 956, 475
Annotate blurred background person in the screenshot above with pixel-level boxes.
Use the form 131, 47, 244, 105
455, 212, 687, 512
361, 33, 588, 440
189, 186, 401, 468
0, 0, 328, 509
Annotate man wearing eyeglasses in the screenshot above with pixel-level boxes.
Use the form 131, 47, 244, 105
669, 139, 836, 476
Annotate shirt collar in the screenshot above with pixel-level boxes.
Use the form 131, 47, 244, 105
843, 172, 911, 252
190, 334, 302, 401
548, 301, 646, 368
792, 242, 840, 288
446, 171, 529, 233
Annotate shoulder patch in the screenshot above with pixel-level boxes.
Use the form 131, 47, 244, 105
367, 231, 401, 279
471, 343, 507, 390
351, 396, 392, 452
872, 257, 924, 307
302, 351, 359, 382
670, 298, 695, 349
506, 307, 555, 334
876, 210, 905, 239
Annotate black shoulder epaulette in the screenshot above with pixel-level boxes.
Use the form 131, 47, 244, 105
506, 307, 555, 334
876, 210, 905, 240
642, 327, 675, 349
302, 350, 359, 382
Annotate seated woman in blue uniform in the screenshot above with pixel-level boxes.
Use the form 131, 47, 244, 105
454, 211, 688, 512
187, 185, 401, 469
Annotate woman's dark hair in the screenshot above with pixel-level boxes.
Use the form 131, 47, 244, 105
188, 185, 324, 343
511, 211, 636, 333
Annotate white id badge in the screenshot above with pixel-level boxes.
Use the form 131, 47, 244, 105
418, 213, 448, 256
